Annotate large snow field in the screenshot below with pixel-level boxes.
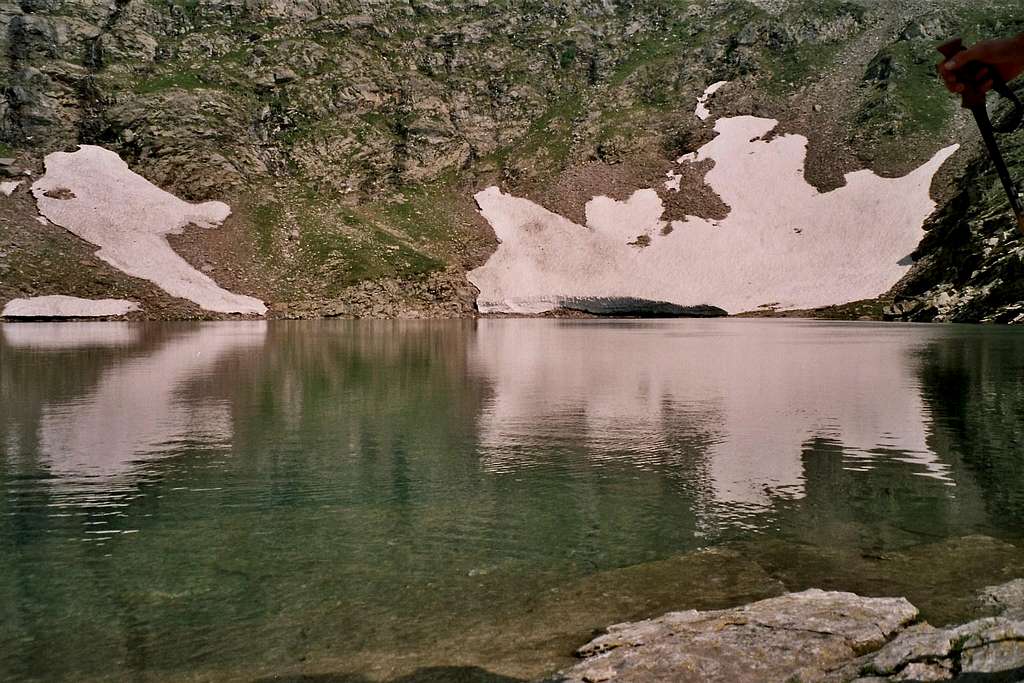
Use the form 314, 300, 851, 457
31, 146, 267, 315
469, 85, 958, 315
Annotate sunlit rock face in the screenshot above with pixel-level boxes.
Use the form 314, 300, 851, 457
31, 146, 267, 315
472, 320, 949, 507
469, 95, 958, 315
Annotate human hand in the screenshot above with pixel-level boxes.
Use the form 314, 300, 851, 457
938, 34, 1024, 98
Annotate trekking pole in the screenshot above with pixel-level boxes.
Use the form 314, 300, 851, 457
938, 38, 1024, 236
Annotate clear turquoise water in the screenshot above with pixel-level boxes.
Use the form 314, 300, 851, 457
2, 319, 1024, 682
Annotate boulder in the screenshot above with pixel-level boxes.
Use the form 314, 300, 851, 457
549, 590, 918, 683
548, 581, 1024, 682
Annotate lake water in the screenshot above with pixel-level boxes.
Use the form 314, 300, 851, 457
2, 319, 1024, 682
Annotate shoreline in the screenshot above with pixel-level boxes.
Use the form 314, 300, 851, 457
0, 297, 899, 323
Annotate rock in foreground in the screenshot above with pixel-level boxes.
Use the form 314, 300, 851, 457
548, 586, 1024, 683
550, 589, 917, 683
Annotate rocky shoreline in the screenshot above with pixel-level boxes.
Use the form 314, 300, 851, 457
545, 580, 1024, 683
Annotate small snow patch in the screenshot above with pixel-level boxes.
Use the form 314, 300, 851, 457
32, 146, 267, 315
3, 295, 140, 319
0, 181, 21, 196
664, 171, 682, 192
695, 81, 729, 121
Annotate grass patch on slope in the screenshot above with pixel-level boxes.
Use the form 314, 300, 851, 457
856, 40, 952, 138
134, 71, 208, 94
250, 202, 282, 257
238, 184, 447, 300
857, 4, 1024, 140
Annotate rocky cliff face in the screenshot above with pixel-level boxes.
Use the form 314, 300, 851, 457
0, 0, 1022, 319
887, 95, 1024, 324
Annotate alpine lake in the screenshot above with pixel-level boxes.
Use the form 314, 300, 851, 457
2, 319, 1024, 682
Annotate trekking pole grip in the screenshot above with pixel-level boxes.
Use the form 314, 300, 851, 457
938, 37, 988, 109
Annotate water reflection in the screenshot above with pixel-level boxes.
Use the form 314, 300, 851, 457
1, 319, 1023, 683
2, 322, 266, 488
2, 321, 142, 349
472, 320, 951, 506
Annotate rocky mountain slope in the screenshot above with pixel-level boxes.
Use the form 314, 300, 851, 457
1, 0, 1022, 319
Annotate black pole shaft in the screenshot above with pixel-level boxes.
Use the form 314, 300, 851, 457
971, 105, 1024, 233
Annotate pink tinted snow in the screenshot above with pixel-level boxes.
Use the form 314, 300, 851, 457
469, 114, 958, 315
32, 146, 267, 315
2, 295, 140, 318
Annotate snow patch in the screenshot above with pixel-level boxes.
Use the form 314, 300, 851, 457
586, 189, 665, 243
695, 80, 728, 121
1, 180, 21, 196
664, 171, 682, 192
469, 113, 958, 315
2, 295, 140, 319
31, 146, 267, 315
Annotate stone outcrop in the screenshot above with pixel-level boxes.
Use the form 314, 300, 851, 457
548, 590, 918, 683
886, 95, 1024, 324
843, 618, 1024, 681
547, 582, 1024, 683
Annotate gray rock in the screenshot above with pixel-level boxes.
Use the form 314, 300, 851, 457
272, 67, 298, 83
958, 618, 1024, 673
980, 579, 1024, 616
557, 297, 728, 318
856, 616, 1024, 681
891, 661, 952, 680
340, 14, 374, 30
866, 623, 956, 675
552, 589, 917, 683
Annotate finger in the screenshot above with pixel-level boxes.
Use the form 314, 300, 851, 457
966, 70, 994, 88
942, 77, 962, 94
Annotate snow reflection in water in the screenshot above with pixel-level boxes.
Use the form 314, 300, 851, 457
2, 322, 266, 493
472, 320, 951, 507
